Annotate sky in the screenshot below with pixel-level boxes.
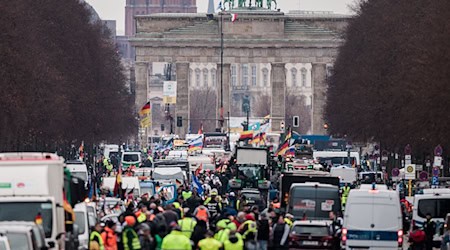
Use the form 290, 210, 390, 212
85, 0, 356, 35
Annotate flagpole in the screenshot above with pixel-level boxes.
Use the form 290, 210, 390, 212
219, 8, 224, 131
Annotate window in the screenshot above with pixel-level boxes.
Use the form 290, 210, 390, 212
202, 68, 208, 86
195, 69, 201, 87
231, 65, 237, 86
211, 69, 216, 86
326, 65, 334, 79
291, 68, 298, 86
262, 68, 268, 87
251, 65, 257, 86
189, 69, 193, 85
301, 68, 307, 87
241, 64, 248, 86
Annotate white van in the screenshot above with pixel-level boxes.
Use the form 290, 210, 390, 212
343, 186, 403, 250
121, 152, 141, 169
74, 203, 96, 250
330, 165, 357, 185
66, 160, 89, 188
412, 188, 450, 246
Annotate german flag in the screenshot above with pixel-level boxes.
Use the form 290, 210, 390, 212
139, 101, 151, 116
239, 130, 253, 140
276, 141, 289, 156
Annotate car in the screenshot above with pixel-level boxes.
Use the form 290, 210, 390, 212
0, 221, 48, 250
289, 220, 334, 249
0, 235, 11, 250
240, 189, 266, 211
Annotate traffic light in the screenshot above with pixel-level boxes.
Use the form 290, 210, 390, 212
323, 123, 329, 130
280, 120, 285, 131
293, 116, 300, 127
161, 124, 165, 131
176, 116, 182, 127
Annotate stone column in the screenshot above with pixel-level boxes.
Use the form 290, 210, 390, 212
270, 63, 286, 132
312, 63, 327, 134
217, 63, 231, 130
135, 62, 150, 146
175, 62, 190, 137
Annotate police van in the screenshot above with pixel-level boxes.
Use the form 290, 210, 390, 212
342, 185, 403, 249
412, 188, 450, 247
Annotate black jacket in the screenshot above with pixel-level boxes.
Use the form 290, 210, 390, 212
257, 219, 270, 241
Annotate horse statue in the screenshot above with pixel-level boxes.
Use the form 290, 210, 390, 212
238, 0, 246, 7
255, 0, 263, 7
266, 0, 277, 9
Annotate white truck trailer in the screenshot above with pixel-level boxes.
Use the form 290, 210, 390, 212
0, 153, 66, 249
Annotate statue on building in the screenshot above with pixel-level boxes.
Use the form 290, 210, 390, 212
266, 0, 277, 10
238, 0, 246, 8
255, 0, 263, 8
224, 0, 234, 10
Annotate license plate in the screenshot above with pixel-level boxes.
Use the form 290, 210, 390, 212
302, 241, 319, 246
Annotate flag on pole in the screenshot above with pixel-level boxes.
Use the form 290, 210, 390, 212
113, 169, 122, 197
191, 174, 204, 195
217, 1, 223, 10
239, 130, 253, 140
231, 13, 238, 22
140, 116, 151, 128
261, 115, 270, 125
188, 136, 203, 152
139, 101, 151, 116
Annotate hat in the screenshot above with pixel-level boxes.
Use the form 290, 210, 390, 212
229, 192, 235, 197
139, 223, 150, 231
245, 214, 255, 221
211, 189, 218, 195
125, 216, 136, 227
106, 220, 116, 228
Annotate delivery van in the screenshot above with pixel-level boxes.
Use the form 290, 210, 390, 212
330, 165, 357, 186
66, 160, 89, 189
342, 185, 403, 249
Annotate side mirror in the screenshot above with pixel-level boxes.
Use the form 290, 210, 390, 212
47, 241, 55, 248
55, 233, 65, 240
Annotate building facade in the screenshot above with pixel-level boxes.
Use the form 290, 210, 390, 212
131, 8, 349, 138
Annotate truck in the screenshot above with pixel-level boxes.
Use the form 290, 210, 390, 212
0, 153, 67, 249
228, 147, 272, 208
279, 170, 340, 209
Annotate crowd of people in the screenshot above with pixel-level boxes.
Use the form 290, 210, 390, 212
90, 167, 345, 250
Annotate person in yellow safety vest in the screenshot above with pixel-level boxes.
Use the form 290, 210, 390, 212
161, 222, 192, 250
122, 216, 142, 250
177, 211, 197, 239
173, 202, 184, 219
214, 219, 231, 243
198, 230, 223, 250
90, 222, 105, 250
238, 214, 257, 249
182, 189, 192, 201
284, 213, 294, 228
135, 204, 148, 223
341, 183, 351, 209
236, 195, 247, 211
224, 223, 244, 250
204, 189, 222, 218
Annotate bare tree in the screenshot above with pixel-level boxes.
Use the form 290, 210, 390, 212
325, 0, 450, 154
285, 93, 311, 134
0, 0, 136, 152
253, 94, 271, 117
189, 86, 218, 133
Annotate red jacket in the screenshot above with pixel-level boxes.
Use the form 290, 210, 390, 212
409, 229, 426, 243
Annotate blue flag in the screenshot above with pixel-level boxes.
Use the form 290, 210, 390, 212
191, 174, 204, 195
